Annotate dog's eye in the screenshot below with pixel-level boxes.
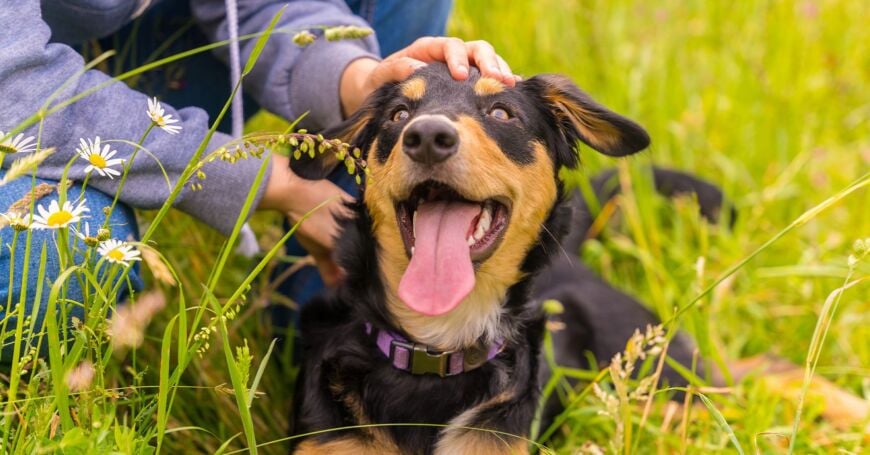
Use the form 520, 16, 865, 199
488, 106, 511, 120
392, 109, 410, 122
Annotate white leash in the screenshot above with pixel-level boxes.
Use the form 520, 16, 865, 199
225, 0, 261, 258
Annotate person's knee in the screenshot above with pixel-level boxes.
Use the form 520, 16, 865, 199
0, 185, 143, 358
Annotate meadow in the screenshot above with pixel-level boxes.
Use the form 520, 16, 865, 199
1, 0, 868, 453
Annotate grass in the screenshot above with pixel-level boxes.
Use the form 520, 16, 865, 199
2, 0, 868, 453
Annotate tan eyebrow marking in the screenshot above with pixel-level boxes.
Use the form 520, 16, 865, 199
474, 77, 505, 96
400, 77, 426, 100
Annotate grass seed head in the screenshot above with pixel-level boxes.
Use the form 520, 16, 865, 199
324, 25, 373, 41
0, 148, 55, 187
292, 30, 316, 47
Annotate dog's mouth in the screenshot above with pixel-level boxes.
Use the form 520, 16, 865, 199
395, 182, 512, 262
394, 181, 511, 316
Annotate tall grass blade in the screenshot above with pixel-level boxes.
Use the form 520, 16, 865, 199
242, 6, 286, 76
788, 276, 867, 454
205, 287, 257, 454
45, 265, 83, 430
698, 393, 744, 455
247, 338, 277, 409
156, 316, 177, 452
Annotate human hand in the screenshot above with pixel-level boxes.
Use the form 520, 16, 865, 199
259, 154, 351, 286
340, 37, 517, 116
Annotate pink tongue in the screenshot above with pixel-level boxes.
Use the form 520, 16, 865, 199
398, 200, 480, 316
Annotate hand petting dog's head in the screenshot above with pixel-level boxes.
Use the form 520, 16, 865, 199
293, 63, 649, 348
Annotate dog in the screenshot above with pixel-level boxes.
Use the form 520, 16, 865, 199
288, 63, 727, 454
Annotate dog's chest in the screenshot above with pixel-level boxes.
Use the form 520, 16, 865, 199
323, 343, 534, 454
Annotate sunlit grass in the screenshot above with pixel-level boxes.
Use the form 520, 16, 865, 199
1, 0, 868, 453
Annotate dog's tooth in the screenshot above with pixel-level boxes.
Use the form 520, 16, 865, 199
477, 205, 492, 234
467, 235, 475, 246
473, 223, 486, 241
474, 223, 485, 240
412, 210, 418, 238
411, 246, 415, 256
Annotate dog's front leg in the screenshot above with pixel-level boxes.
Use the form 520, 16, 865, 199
295, 436, 402, 455
434, 390, 536, 455
435, 429, 528, 455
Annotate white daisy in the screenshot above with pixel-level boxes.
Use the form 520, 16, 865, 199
30, 199, 89, 230
97, 239, 142, 266
0, 130, 37, 154
76, 136, 124, 178
73, 222, 99, 247
146, 97, 182, 135
1, 211, 31, 231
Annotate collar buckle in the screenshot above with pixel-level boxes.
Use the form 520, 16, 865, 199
388, 338, 451, 377
410, 343, 450, 377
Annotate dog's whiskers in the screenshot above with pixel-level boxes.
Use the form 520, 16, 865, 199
540, 224, 572, 263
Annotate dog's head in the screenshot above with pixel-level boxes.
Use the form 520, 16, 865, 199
294, 63, 649, 347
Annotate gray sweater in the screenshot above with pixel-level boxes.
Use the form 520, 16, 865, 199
1, 0, 379, 234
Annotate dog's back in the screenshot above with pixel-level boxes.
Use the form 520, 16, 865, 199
533, 167, 730, 426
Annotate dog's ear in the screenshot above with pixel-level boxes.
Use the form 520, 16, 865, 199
289, 102, 378, 180
523, 74, 650, 164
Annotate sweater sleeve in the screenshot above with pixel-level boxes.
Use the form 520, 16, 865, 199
0, 0, 269, 236
190, 0, 381, 131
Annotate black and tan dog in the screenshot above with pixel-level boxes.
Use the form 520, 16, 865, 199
289, 63, 726, 454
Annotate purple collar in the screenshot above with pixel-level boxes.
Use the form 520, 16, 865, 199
365, 323, 504, 378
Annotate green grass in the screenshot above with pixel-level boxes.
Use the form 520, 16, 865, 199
2, 0, 868, 453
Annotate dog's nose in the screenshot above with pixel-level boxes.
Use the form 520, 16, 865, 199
402, 118, 459, 165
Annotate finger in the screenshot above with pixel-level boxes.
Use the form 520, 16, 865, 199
287, 182, 352, 245
467, 40, 503, 82
301, 180, 352, 209
495, 55, 517, 87
393, 36, 443, 62
311, 180, 353, 219
371, 56, 427, 86
442, 38, 470, 80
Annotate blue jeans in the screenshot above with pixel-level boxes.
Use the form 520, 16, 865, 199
0, 170, 142, 359
346, 0, 454, 55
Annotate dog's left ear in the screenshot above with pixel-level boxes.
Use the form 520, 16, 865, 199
289, 103, 377, 180
523, 74, 650, 164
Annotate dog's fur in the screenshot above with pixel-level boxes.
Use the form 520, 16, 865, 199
289, 64, 727, 454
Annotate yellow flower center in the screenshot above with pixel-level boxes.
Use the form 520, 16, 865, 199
107, 249, 126, 262
89, 154, 107, 168
47, 211, 73, 227
0, 144, 17, 154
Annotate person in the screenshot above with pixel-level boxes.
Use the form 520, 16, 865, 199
0, 0, 515, 355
